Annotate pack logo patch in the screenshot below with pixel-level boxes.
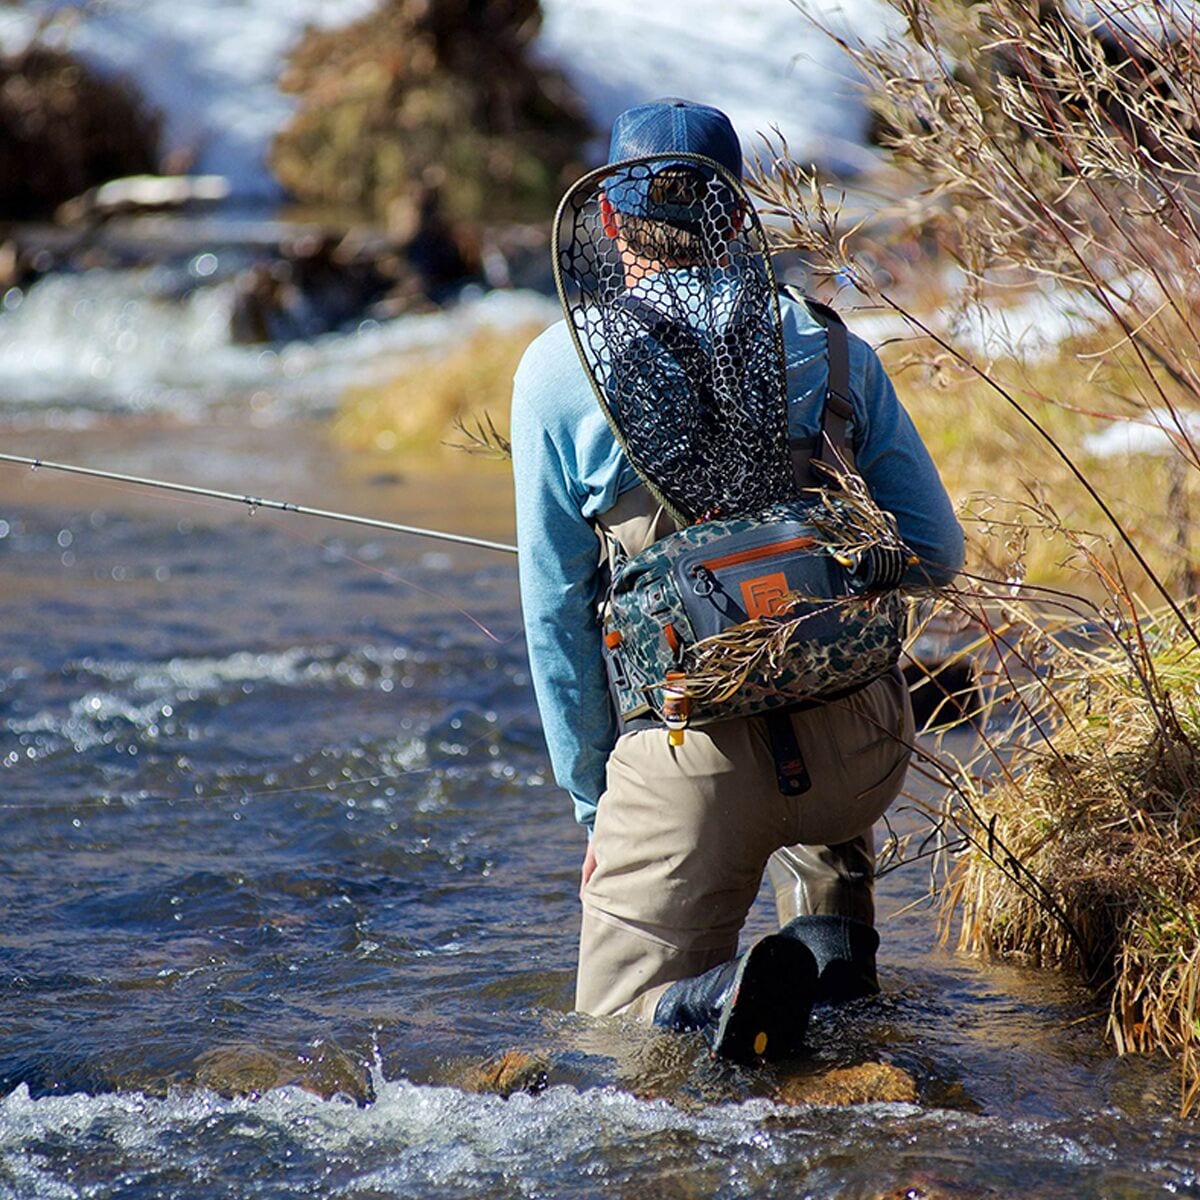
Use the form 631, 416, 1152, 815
741, 573, 790, 619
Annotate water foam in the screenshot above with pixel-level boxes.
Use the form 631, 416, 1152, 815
6, 645, 425, 758
0, 273, 557, 417
0, 1071, 1150, 1200
0, 1076, 793, 1198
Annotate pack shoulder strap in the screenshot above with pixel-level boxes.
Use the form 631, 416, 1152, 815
782, 291, 855, 477
611, 292, 714, 410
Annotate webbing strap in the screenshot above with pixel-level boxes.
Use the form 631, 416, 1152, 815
613, 289, 855, 499
764, 709, 812, 796
796, 296, 854, 475
613, 293, 714, 411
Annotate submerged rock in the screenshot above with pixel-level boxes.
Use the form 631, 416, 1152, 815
870, 1183, 999, 1200
450, 1049, 551, 1097
776, 1061, 919, 1107
193, 1041, 372, 1103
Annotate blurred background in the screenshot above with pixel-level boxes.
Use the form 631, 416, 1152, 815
4, 5, 1200, 1196
0, 0, 888, 481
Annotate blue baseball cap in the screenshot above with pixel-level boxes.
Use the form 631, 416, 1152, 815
604, 99, 742, 224
607, 98, 742, 176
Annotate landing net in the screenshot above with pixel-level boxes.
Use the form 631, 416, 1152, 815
553, 153, 793, 525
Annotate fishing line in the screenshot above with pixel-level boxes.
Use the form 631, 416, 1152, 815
0, 453, 518, 555
273, 520, 517, 646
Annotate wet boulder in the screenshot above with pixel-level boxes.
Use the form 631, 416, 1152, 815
449, 1049, 551, 1097
775, 1061, 919, 1107
193, 1040, 372, 1103
0, 238, 35, 291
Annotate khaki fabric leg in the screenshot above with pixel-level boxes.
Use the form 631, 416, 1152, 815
575, 670, 914, 1019
767, 835, 876, 927
767, 670, 914, 928
576, 720, 792, 1018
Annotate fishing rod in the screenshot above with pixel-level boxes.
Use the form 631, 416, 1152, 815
0, 452, 518, 555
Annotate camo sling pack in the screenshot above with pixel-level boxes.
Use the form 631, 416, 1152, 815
551, 154, 906, 760
597, 307, 906, 737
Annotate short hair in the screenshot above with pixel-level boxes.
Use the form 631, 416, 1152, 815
619, 168, 713, 265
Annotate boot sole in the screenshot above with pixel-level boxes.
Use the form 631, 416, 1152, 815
710, 934, 817, 1064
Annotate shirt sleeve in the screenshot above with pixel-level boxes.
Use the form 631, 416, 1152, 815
510, 349, 617, 832
848, 335, 965, 588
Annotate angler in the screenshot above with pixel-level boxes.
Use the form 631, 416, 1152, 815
511, 99, 964, 1060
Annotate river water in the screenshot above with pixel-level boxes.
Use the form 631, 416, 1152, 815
0, 258, 1197, 1198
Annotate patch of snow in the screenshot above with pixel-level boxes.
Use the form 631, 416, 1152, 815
1083, 408, 1200, 458
947, 286, 1109, 363
537, 0, 901, 174
1, 0, 899, 199
0, 0, 379, 199
830, 281, 1108, 363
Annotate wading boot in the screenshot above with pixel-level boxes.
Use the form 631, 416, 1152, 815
778, 915, 880, 1004
652, 933, 819, 1063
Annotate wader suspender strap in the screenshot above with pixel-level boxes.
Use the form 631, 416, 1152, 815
764, 708, 814, 795
802, 297, 855, 475
612, 294, 709, 388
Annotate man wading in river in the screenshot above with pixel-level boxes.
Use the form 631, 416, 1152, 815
511, 99, 963, 1059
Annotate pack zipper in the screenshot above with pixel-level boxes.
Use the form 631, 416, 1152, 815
700, 535, 816, 572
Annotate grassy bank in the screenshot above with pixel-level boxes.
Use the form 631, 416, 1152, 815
883, 326, 1198, 600
942, 598, 1200, 1110
892, 325, 1200, 1111
756, 0, 1200, 1110
333, 323, 543, 459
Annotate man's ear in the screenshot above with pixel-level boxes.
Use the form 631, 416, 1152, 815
599, 195, 620, 240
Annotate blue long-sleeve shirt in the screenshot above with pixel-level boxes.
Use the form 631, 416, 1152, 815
511, 293, 964, 830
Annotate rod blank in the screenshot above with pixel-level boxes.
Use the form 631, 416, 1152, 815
0, 452, 518, 555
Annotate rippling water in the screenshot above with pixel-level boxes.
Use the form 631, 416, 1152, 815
1, 420, 1198, 1198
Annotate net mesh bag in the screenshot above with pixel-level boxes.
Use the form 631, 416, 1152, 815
553, 153, 794, 525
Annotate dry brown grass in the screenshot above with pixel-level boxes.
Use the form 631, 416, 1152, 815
333, 323, 541, 458
942, 602, 1200, 1111
885, 332, 1200, 599
754, 0, 1200, 1110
